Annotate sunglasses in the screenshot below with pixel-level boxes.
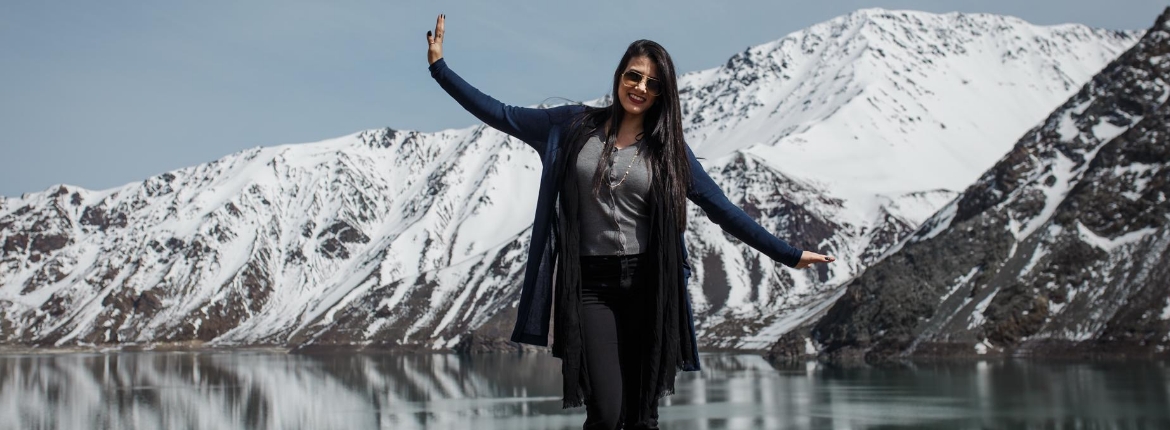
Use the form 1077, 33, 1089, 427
621, 70, 662, 96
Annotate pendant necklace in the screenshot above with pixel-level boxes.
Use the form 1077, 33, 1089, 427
608, 138, 642, 189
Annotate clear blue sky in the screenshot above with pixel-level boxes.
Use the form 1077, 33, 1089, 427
1, 0, 1165, 197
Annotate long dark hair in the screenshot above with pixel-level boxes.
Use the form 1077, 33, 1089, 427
565, 39, 690, 231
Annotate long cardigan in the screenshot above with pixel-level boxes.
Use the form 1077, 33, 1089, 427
428, 58, 804, 372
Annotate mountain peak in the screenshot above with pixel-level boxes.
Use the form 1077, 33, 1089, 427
683, 9, 1139, 212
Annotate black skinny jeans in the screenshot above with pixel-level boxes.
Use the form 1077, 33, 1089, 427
580, 253, 659, 430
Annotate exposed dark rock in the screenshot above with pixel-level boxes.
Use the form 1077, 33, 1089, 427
953, 143, 1036, 225
314, 221, 369, 259
184, 240, 212, 260
453, 305, 546, 354
49, 186, 69, 198
224, 202, 242, 217
42, 293, 71, 319
765, 330, 812, 363
718, 153, 843, 253
192, 261, 272, 341
983, 283, 1050, 346
317, 238, 348, 259
80, 206, 128, 231
30, 233, 69, 255
285, 248, 306, 264
858, 208, 915, 265
211, 224, 235, 243
21, 258, 70, 294
135, 290, 164, 315
701, 254, 731, 313
2, 233, 28, 254
195, 300, 242, 341
320, 221, 370, 244
0, 302, 14, 342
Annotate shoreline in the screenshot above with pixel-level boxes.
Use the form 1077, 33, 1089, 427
2, 343, 1166, 366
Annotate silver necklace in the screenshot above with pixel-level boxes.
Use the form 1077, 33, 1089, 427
607, 142, 641, 189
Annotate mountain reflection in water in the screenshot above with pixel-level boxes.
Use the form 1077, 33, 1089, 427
1, 352, 1168, 429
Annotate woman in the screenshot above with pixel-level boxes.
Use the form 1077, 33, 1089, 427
425, 14, 834, 429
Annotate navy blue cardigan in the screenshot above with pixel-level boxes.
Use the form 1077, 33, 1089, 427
429, 58, 803, 368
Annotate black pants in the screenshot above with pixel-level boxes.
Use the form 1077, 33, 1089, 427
580, 253, 659, 430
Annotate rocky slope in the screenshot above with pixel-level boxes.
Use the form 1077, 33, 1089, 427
0, 9, 1141, 351
811, 7, 1170, 362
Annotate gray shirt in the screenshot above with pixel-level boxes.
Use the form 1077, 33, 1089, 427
575, 133, 652, 256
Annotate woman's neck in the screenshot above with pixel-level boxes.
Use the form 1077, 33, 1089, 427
609, 113, 644, 149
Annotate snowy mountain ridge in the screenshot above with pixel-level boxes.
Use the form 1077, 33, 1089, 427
0, 9, 1142, 350
812, 7, 1170, 361
675, 8, 1139, 347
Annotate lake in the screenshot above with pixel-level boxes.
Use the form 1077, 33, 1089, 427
1, 351, 1167, 429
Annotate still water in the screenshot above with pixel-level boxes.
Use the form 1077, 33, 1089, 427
1, 351, 1168, 429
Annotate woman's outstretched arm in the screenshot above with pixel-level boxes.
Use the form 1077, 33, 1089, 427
426, 14, 567, 155
685, 147, 835, 269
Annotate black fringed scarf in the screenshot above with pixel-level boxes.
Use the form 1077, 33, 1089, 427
550, 128, 697, 422
551, 131, 588, 408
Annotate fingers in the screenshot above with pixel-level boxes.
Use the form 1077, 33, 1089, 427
427, 14, 445, 46
794, 251, 835, 269
810, 252, 835, 263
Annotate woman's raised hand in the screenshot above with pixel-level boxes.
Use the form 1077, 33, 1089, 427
795, 250, 836, 269
426, 13, 445, 65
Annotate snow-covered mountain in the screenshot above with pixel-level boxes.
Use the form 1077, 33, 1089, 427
664, 8, 1138, 349
811, 7, 1170, 362
0, 9, 1142, 350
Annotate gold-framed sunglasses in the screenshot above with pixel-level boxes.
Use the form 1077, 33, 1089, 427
621, 70, 662, 96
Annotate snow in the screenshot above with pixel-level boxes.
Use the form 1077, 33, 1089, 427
911, 198, 960, 243
687, 10, 1136, 216
941, 267, 981, 306
1016, 146, 1093, 240
321, 278, 379, 324
1076, 222, 1158, 251
885, 190, 960, 226
1091, 120, 1129, 143
737, 287, 847, 350
967, 289, 999, 330
1019, 240, 1050, 277
1056, 109, 1080, 141
1114, 162, 1158, 201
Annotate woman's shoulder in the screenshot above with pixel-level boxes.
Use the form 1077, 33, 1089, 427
544, 104, 591, 125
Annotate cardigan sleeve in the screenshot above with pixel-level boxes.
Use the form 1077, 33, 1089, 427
685, 146, 804, 268
429, 58, 573, 156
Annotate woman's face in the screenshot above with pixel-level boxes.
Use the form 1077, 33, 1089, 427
617, 55, 659, 118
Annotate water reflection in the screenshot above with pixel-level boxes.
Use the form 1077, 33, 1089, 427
1, 352, 1168, 429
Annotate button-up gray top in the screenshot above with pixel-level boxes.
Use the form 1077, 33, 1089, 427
575, 134, 652, 256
